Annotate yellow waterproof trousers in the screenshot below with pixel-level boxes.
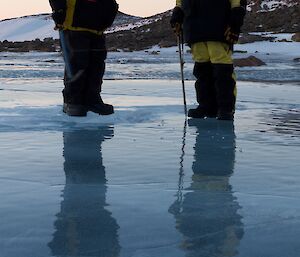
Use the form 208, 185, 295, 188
191, 41, 233, 64
190, 42, 237, 116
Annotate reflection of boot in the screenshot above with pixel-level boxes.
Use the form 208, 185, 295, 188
189, 62, 218, 119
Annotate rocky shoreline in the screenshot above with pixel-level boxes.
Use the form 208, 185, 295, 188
1, 31, 299, 53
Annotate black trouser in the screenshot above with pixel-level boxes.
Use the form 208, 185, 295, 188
62, 30, 107, 105
193, 62, 236, 114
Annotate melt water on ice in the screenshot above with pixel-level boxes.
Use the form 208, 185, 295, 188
0, 42, 300, 257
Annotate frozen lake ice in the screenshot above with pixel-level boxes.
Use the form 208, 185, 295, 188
0, 76, 300, 257
1, 41, 300, 82
0, 43, 300, 256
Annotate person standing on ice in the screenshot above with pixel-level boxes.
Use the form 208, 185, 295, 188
170, 0, 247, 120
49, 0, 118, 116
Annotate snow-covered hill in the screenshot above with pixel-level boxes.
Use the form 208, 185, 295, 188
0, 14, 56, 42
0, 12, 149, 42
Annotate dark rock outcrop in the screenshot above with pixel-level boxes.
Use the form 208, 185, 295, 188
0, 38, 59, 52
234, 56, 266, 67
106, 11, 175, 51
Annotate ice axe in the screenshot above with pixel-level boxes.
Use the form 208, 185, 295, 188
176, 26, 187, 116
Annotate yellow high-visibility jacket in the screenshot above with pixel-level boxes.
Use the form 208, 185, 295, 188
49, 0, 118, 35
64, 0, 104, 35
175, 0, 247, 44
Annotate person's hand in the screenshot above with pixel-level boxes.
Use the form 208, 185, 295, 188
54, 24, 64, 30
52, 9, 66, 30
170, 7, 184, 35
224, 27, 239, 44
225, 6, 246, 44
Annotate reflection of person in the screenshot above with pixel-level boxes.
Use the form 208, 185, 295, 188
48, 127, 120, 257
170, 0, 247, 120
169, 120, 243, 257
49, 0, 118, 116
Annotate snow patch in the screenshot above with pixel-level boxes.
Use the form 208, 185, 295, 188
258, 0, 298, 12
0, 15, 58, 42
0, 12, 163, 42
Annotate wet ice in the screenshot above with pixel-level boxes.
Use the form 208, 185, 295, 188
0, 45, 300, 257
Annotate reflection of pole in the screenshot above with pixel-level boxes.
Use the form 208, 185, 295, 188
170, 121, 244, 257
169, 118, 187, 215
177, 118, 187, 206
59, 30, 73, 79
177, 29, 187, 116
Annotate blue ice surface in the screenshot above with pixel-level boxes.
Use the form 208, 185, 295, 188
0, 77, 300, 257
0, 48, 300, 256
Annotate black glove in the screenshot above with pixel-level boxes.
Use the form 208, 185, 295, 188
225, 6, 246, 44
224, 27, 240, 44
170, 6, 184, 28
52, 9, 66, 27
230, 7, 246, 33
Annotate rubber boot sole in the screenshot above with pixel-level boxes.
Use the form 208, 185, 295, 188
63, 103, 87, 117
87, 104, 114, 116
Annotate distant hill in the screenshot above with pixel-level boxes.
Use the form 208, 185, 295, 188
105, 1, 299, 51
244, 0, 300, 32
0, 12, 142, 42
0, 2, 299, 51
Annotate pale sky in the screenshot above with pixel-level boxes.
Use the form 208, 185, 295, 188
0, 0, 175, 20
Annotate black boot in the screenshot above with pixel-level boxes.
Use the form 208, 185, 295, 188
63, 103, 87, 117
86, 95, 114, 115
188, 106, 217, 119
217, 110, 234, 121
87, 102, 114, 115
188, 107, 206, 118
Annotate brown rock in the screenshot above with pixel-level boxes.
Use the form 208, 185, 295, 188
233, 56, 266, 67
291, 32, 300, 42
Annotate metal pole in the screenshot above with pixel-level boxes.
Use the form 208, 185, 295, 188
177, 30, 187, 116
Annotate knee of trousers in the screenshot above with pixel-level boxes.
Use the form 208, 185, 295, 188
212, 64, 234, 77
212, 64, 236, 88
193, 62, 213, 79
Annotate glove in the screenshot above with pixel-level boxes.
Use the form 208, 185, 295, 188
229, 7, 246, 33
225, 6, 246, 44
170, 6, 184, 28
224, 27, 240, 44
170, 7, 184, 35
52, 9, 66, 29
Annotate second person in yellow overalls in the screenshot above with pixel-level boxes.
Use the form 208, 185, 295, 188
171, 0, 247, 120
